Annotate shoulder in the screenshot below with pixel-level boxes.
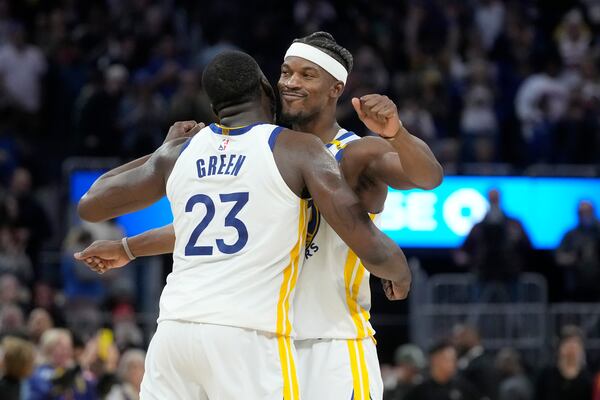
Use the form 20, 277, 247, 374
277, 129, 325, 154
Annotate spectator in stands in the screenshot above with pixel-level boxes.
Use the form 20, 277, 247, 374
0, 224, 32, 284
111, 304, 144, 350
460, 59, 499, 163
7, 167, 52, 281
0, 22, 46, 129
553, 95, 598, 164
555, 200, 600, 301
0, 335, 35, 400
106, 349, 145, 400
168, 69, 215, 126
474, 0, 505, 51
31, 282, 66, 328
384, 344, 426, 400
535, 325, 592, 400
26, 308, 53, 344
453, 324, 499, 400
76, 330, 120, 398
26, 328, 96, 400
515, 53, 569, 164
404, 341, 481, 400
0, 273, 25, 310
119, 69, 168, 157
495, 347, 533, 400
74, 64, 128, 156
456, 188, 532, 302
0, 303, 25, 337
555, 9, 591, 69
61, 226, 107, 338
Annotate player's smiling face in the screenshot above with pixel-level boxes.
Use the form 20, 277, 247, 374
278, 56, 339, 126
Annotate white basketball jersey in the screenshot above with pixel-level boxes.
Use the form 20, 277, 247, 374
161, 123, 307, 336
294, 129, 378, 340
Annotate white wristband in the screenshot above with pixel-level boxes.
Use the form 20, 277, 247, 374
121, 237, 136, 260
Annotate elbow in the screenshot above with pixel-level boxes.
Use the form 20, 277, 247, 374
418, 163, 444, 190
77, 195, 103, 223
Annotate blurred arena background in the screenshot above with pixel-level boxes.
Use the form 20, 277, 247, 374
0, 0, 599, 399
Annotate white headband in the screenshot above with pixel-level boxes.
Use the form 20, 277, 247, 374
284, 42, 348, 84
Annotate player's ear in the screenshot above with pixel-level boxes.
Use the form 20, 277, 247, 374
329, 81, 344, 99
260, 77, 276, 103
260, 77, 277, 118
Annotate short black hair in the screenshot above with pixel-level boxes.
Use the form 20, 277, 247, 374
202, 50, 262, 113
293, 31, 353, 74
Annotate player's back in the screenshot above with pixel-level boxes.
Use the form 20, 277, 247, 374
162, 122, 307, 336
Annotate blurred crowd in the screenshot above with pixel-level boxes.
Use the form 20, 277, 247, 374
0, 0, 598, 398
0, 327, 145, 400
0, 0, 597, 181
383, 324, 600, 400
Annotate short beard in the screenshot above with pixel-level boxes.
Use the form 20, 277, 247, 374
277, 110, 317, 129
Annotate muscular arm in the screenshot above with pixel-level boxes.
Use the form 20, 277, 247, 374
296, 133, 411, 286
78, 138, 186, 222
77, 121, 202, 222
74, 224, 175, 272
352, 95, 443, 190
372, 127, 443, 190
127, 224, 175, 256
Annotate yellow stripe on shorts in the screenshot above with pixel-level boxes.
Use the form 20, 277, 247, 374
347, 339, 370, 400
276, 200, 306, 400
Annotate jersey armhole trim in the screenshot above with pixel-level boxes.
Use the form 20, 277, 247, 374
179, 137, 192, 155
268, 126, 284, 152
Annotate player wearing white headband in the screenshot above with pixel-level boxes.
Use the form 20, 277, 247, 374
277, 31, 442, 400
75, 32, 443, 400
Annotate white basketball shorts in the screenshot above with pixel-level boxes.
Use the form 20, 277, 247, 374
140, 320, 300, 400
296, 337, 383, 400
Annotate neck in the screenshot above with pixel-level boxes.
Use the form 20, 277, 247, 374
293, 107, 341, 144
218, 102, 271, 127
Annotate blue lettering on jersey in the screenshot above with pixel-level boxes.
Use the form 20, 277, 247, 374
196, 154, 247, 178
224, 154, 236, 175
217, 154, 227, 175
305, 242, 319, 259
231, 155, 246, 176
208, 156, 217, 175
197, 159, 206, 178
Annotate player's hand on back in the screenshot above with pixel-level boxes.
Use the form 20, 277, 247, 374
74, 240, 131, 274
352, 94, 401, 139
381, 278, 410, 301
163, 120, 205, 144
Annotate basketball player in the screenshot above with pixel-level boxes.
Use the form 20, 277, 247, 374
77, 33, 442, 399
76, 50, 410, 400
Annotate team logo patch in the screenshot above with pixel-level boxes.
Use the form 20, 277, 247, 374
218, 138, 230, 151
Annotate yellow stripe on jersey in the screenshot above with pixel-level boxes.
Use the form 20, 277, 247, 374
215, 123, 249, 130
276, 200, 307, 336
346, 339, 370, 400
344, 250, 372, 338
343, 213, 377, 339
276, 200, 307, 400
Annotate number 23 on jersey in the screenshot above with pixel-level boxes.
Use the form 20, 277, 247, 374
184, 192, 249, 256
